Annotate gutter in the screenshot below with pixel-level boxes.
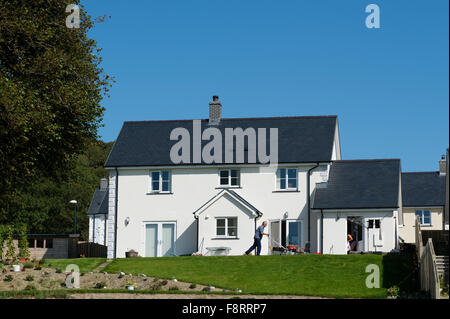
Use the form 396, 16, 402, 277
307, 163, 320, 248
320, 209, 324, 254
194, 214, 199, 252
114, 168, 119, 259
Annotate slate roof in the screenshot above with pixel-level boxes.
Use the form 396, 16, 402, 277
105, 116, 338, 167
86, 188, 109, 216
401, 172, 445, 207
312, 159, 401, 210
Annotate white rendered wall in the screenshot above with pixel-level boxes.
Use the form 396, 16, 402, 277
398, 207, 444, 243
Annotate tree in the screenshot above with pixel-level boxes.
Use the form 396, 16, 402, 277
17, 224, 30, 260
0, 0, 112, 203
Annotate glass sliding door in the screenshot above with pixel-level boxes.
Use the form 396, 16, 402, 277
287, 221, 302, 247
145, 224, 158, 257
145, 222, 176, 257
162, 223, 175, 257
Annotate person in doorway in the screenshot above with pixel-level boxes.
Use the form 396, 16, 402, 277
346, 234, 353, 254
245, 221, 269, 256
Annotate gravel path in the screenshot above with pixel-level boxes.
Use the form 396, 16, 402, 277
69, 293, 329, 299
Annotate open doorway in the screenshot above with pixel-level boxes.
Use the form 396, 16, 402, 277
347, 217, 364, 253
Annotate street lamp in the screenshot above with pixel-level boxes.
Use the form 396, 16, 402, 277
69, 200, 77, 234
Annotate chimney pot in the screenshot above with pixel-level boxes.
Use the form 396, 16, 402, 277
439, 155, 446, 176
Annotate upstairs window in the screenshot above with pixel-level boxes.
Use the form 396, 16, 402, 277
150, 171, 171, 193
219, 169, 240, 187
216, 217, 238, 237
276, 168, 297, 190
415, 210, 431, 226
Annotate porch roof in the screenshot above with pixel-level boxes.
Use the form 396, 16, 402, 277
312, 159, 401, 210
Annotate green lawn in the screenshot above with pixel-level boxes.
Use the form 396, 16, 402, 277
42, 258, 106, 273
102, 254, 417, 298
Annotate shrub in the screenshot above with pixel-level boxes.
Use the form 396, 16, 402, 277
189, 283, 197, 289
4, 275, 13, 282
161, 280, 168, 286
55, 268, 62, 273
17, 224, 30, 260
38, 259, 45, 265
25, 275, 34, 282
23, 262, 34, 269
94, 281, 107, 289
4, 225, 16, 261
387, 286, 400, 298
168, 286, 179, 291
24, 284, 36, 291
34, 265, 42, 271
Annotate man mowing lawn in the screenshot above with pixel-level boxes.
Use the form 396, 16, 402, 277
245, 221, 269, 256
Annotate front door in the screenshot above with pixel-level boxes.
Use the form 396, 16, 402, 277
145, 222, 176, 257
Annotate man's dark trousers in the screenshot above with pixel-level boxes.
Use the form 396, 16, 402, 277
245, 238, 261, 255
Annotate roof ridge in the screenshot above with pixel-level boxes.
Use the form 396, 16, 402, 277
123, 115, 338, 124
334, 159, 400, 162
402, 171, 440, 174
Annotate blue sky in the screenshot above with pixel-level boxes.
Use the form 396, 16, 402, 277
84, 0, 448, 172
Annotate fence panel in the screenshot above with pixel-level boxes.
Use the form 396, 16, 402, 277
76, 241, 107, 258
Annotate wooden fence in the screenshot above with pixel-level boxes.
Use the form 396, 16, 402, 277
416, 216, 440, 299
76, 241, 107, 258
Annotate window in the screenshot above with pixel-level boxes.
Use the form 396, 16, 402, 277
219, 170, 240, 187
216, 217, 238, 237
415, 210, 431, 226
276, 168, 297, 190
150, 171, 171, 193
36, 239, 44, 248
45, 238, 53, 249
28, 239, 35, 248
368, 219, 381, 228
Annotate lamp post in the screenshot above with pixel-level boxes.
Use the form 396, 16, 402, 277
69, 200, 77, 234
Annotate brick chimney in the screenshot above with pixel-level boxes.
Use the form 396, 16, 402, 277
439, 154, 446, 175
209, 95, 221, 125
100, 177, 108, 190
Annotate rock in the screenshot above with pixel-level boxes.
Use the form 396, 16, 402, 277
172, 278, 177, 282
103, 272, 108, 275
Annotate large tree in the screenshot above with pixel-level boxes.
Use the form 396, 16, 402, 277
0, 0, 112, 202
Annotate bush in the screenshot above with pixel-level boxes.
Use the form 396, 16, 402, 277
168, 286, 179, 291
55, 268, 62, 273
189, 283, 197, 289
24, 284, 36, 291
94, 282, 107, 289
34, 265, 42, 271
23, 262, 34, 269
4, 275, 13, 282
4, 225, 15, 261
17, 224, 30, 260
25, 275, 34, 282
38, 259, 45, 265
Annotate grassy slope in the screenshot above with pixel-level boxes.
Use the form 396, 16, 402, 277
103, 255, 390, 298
42, 258, 106, 273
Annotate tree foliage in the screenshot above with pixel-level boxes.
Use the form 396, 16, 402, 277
0, 140, 113, 241
0, 0, 112, 198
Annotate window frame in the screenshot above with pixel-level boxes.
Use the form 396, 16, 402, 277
218, 169, 240, 188
215, 217, 238, 238
276, 168, 298, 191
149, 170, 172, 193
415, 210, 431, 226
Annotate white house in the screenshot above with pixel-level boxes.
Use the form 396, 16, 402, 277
87, 96, 412, 257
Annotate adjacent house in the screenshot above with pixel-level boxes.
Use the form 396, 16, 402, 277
86, 96, 447, 257
311, 159, 402, 254
398, 159, 447, 243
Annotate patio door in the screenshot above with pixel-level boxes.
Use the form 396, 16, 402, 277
145, 222, 176, 257
286, 220, 303, 247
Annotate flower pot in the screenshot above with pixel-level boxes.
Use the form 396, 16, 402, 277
125, 251, 138, 258
19, 258, 30, 264
126, 285, 135, 291
13, 264, 21, 272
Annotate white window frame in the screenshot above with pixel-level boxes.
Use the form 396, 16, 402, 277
276, 168, 298, 191
415, 210, 431, 226
149, 170, 171, 193
215, 217, 238, 238
218, 169, 240, 187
